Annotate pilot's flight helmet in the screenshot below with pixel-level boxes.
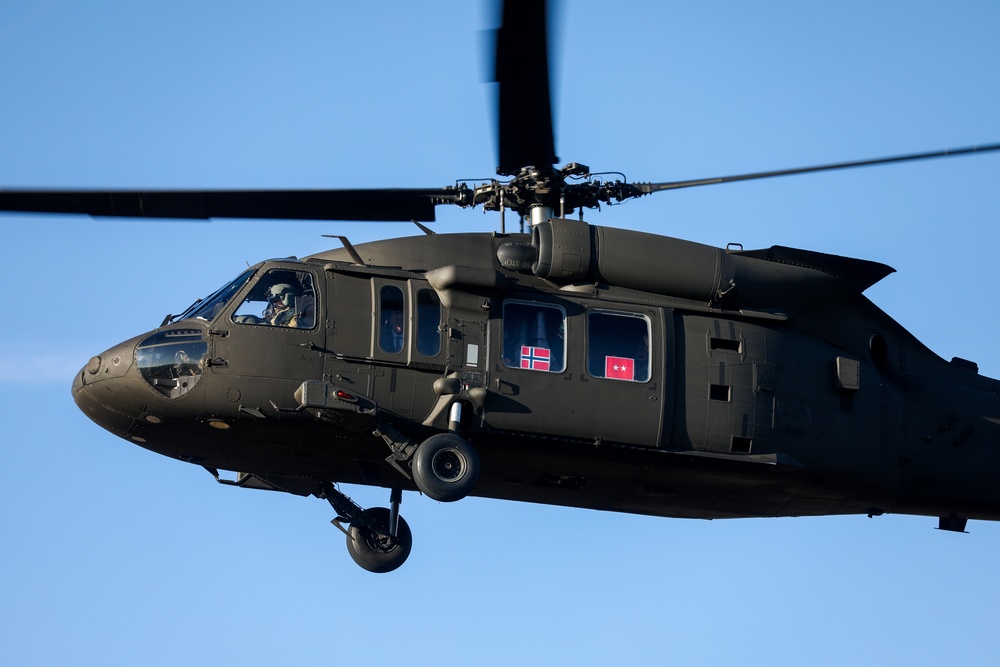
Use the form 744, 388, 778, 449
267, 283, 299, 307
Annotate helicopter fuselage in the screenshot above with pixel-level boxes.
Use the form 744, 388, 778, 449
71, 223, 1000, 528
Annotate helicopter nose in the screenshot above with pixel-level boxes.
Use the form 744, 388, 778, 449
71, 339, 145, 439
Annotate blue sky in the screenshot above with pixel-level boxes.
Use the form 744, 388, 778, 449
2, 1, 1000, 665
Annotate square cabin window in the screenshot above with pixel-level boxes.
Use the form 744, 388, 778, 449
502, 301, 566, 373
588, 310, 650, 382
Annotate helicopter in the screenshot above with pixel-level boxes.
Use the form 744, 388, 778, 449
3, 0, 1000, 574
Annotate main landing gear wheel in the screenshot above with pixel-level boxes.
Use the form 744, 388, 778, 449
346, 507, 413, 573
412, 433, 481, 502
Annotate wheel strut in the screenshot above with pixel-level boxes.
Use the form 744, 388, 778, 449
321, 481, 407, 542
320, 482, 413, 573
320, 481, 364, 524
389, 487, 402, 538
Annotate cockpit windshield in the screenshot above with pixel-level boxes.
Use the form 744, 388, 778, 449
175, 268, 256, 323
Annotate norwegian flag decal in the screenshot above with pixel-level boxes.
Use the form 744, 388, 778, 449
605, 356, 635, 381
520, 346, 551, 371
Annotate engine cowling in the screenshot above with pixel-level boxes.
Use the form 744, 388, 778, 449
531, 218, 727, 302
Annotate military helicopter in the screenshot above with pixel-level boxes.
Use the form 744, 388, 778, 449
3, 0, 1000, 573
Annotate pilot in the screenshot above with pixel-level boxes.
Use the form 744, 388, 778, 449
264, 282, 300, 326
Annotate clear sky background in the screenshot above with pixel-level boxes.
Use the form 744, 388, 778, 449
2, 1, 1000, 665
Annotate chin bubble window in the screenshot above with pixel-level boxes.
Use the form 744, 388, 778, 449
502, 301, 566, 373
587, 310, 650, 382
232, 270, 317, 329
136, 329, 208, 398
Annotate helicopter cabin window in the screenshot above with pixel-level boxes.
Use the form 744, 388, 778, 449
231, 269, 317, 329
379, 285, 406, 353
415, 289, 442, 357
587, 310, 651, 382
502, 301, 566, 373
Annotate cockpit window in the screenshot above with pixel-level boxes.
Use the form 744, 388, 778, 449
232, 269, 317, 329
177, 268, 256, 323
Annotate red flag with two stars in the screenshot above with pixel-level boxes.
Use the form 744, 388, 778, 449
605, 356, 635, 380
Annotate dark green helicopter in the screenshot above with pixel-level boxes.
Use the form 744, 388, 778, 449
3, 0, 1000, 573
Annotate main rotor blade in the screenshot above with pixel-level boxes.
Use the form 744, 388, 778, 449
628, 143, 1000, 196
494, 0, 557, 175
0, 187, 462, 222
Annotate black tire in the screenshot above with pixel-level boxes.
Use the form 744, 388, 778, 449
346, 507, 412, 573
412, 433, 481, 502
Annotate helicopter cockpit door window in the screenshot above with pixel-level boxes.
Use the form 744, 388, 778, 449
501, 301, 566, 373
231, 270, 317, 329
209, 265, 325, 381
587, 310, 652, 382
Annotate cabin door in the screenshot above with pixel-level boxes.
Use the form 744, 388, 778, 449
486, 296, 667, 447
211, 265, 325, 382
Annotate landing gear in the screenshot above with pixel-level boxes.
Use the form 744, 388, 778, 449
316, 405, 482, 570
412, 432, 481, 502
321, 482, 412, 573
346, 507, 413, 573
375, 417, 481, 503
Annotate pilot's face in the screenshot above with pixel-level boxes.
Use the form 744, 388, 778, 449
270, 293, 289, 311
